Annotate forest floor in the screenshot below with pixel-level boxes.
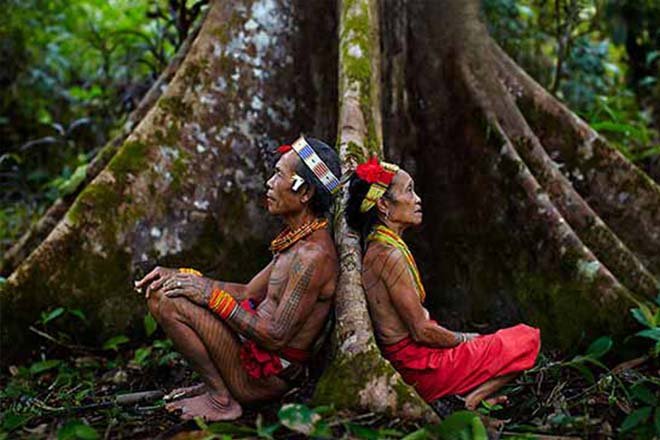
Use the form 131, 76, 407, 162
1, 313, 659, 439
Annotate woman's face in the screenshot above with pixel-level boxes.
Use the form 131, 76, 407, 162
380, 170, 422, 228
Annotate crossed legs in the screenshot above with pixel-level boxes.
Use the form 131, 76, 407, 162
147, 291, 288, 421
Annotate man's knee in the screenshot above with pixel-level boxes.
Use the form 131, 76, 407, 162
147, 291, 184, 325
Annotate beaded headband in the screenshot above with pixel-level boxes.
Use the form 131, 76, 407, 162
355, 157, 399, 213
277, 136, 341, 194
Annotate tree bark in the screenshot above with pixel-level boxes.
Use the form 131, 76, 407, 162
2, 0, 659, 420
1, 0, 338, 362
313, 0, 436, 421
0, 13, 205, 277
383, 0, 659, 348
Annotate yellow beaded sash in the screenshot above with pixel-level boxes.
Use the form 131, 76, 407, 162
269, 218, 328, 254
367, 225, 426, 302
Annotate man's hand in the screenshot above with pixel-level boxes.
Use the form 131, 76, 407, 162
161, 273, 215, 306
134, 266, 178, 298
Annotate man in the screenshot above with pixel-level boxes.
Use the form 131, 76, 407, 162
346, 157, 540, 412
135, 136, 340, 421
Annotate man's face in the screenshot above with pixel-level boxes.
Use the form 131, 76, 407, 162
384, 170, 422, 227
265, 151, 308, 216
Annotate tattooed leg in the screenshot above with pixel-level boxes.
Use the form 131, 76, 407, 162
148, 292, 288, 421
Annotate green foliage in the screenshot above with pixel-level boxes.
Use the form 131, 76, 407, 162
485, 0, 660, 163
630, 296, 660, 356
102, 335, 130, 351
0, 0, 206, 256
57, 420, 99, 440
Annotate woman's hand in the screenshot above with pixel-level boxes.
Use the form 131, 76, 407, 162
160, 273, 215, 306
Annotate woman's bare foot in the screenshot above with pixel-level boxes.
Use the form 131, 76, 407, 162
166, 391, 243, 421
164, 382, 206, 402
465, 393, 508, 410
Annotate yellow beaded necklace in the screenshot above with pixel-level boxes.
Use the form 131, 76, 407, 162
269, 218, 328, 254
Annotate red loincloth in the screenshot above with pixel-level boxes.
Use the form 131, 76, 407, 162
237, 300, 311, 379
381, 324, 541, 402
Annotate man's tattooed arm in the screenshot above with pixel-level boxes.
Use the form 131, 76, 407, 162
223, 248, 325, 350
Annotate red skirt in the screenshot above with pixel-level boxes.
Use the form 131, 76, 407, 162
381, 324, 540, 402
237, 300, 310, 379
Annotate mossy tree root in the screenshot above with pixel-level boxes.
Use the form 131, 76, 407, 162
491, 41, 660, 280
0, 14, 205, 277
459, 46, 659, 300
314, 0, 436, 421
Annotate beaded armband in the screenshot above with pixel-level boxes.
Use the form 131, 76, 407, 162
208, 287, 238, 320
178, 267, 202, 276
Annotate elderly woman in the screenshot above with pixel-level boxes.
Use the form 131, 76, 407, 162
346, 157, 540, 411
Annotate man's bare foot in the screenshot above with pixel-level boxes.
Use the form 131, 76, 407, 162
166, 392, 243, 421
164, 383, 206, 402
465, 393, 508, 410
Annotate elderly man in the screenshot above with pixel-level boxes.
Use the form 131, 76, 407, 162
135, 136, 340, 421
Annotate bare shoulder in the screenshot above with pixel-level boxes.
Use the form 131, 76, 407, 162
364, 242, 403, 271
363, 243, 407, 286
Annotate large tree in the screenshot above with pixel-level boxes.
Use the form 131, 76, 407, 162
2, 0, 659, 420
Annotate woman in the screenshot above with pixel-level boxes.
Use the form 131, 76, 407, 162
346, 157, 541, 411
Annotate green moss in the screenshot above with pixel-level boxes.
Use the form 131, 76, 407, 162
67, 182, 121, 228
170, 150, 192, 191
313, 345, 423, 414
158, 96, 193, 122
107, 141, 150, 184
340, 0, 380, 154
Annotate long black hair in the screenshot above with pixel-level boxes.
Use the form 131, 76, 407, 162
346, 172, 393, 249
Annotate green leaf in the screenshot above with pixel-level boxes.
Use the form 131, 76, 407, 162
310, 420, 332, 438
346, 423, 385, 440
567, 362, 595, 383
144, 312, 157, 337
428, 411, 487, 440
631, 307, 652, 328
68, 308, 86, 321
57, 420, 99, 440
278, 403, 321, 436
1, 411, 32, 432
654, 407, 660, 435
636, 328, 660, 342
401, 428, 429, 440
586, 336, 612, 359
30, 359, 61, 375
255, 414, 280, 439
620, 407, 652, 432
132, 347, 152, 365
102, 335, 129, 351
42, 307, 65, 324
206, 422, 256, 436
631, 383, 658, 406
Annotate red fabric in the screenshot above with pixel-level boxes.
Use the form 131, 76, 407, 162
277, 144, 292, 154
237, 300, 311, 379
381, 324, 541, 402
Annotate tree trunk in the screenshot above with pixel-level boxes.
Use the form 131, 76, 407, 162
2, 0, 659, 420
0, 13, 205, 277
381, 0, 660, 349
1, 0, 338, 361
313, 0, 436, 421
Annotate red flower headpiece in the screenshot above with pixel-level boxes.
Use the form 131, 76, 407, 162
277, 144, 292, 154
356, 156, 396, 185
